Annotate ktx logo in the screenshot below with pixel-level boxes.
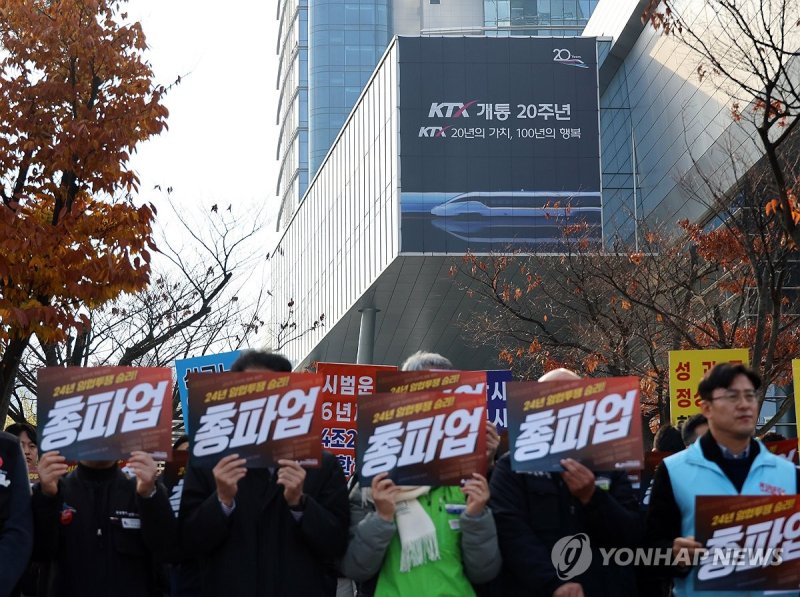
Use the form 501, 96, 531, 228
428, 100, 477, 118
553, 48, 589, 69
418, 126, 451, 138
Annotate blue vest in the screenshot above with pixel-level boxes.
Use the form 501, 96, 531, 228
664, 440, 797, 597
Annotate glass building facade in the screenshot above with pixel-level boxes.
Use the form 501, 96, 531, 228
277, 0, 309, 228
275, 0, 600, 227
484, 0, 599, 36
308, 0, 391, 178
270, 0, 794, 406
270, 42, 399, 363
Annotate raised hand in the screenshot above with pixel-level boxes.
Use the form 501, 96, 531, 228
38, 451, 70, 497
213, 454, 247, 508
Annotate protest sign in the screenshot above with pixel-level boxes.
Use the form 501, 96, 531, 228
507, 377, 643, 472
175, 350, 241, 434
793, 359, 800, 438
764, 438, 799, 465
162, 450, 189, 517
669, 348, 749, 426
376, 370, 487, 395
639, 450, 672, 505
316, 362, 397, 479
695, 495, 800, 591
357, 389, 487, 486
487, 370, 513, 431
186, 371, 324, 468
38, 367, 173, 461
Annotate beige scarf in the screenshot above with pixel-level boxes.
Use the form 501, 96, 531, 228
364, 485, 440, 572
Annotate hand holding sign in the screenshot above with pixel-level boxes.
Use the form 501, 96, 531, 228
672, 536, 703, 566
486, 421, 500, 463
462, 473, 490, 517
371, 472, 400, 522
560, 458, 595, 505
277, 459, 306, 507
213, 454, 247, 508
38, 451, 69, 497
128, 451, 158, 498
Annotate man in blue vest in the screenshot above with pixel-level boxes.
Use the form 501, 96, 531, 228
645, 363, 798, 596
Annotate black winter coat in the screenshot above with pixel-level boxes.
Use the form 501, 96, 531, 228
0, 431, 33, 596
179, 451, 349, 597
489, 454, 642, 596
31, 464, 174, 597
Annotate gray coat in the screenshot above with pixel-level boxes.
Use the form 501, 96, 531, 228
339, 484, 501, 586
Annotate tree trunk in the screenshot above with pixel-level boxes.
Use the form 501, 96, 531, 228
0, 335, 31, 424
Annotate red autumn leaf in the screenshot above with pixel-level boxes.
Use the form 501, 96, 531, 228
0, 0, 168, 343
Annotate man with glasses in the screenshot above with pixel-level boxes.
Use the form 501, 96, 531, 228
645, 363, 798, 596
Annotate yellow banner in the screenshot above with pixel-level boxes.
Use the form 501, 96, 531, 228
669, 348, 750, 426
792, 360, 800, 438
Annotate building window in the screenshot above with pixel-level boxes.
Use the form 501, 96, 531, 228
430, 0, 440, 4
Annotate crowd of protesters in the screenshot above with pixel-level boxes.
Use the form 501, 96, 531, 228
0, 350, 797, 597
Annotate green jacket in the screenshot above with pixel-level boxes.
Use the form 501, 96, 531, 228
340, 485, 501, 597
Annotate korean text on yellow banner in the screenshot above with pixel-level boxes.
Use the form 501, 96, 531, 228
669, 348, 749, 426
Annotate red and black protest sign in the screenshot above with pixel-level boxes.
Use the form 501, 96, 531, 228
317, 363, 397, 479
186, 372, 324, 468
357, 389, 487, 486
507, 377, 643, 472
162, 450, 189, 517
695, 495, 800, 591
376, 370, 487, 396
37, 367, 173, 461
637, 450, 673, 504
764, 438, 800, 464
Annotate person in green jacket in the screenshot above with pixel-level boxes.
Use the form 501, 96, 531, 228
339, 350, 501, 597
340, 471, 500, 597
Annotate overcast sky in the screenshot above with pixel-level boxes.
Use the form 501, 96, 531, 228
125, 0, 281, 247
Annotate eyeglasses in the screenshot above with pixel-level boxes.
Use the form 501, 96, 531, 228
710, 390, 758, 404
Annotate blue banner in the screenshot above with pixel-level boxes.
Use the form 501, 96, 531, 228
175, 350, 241, 434
487, 370, 513, 431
